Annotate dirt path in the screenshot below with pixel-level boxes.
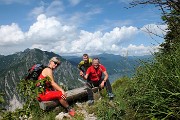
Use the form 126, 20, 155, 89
55, 102, 97, 120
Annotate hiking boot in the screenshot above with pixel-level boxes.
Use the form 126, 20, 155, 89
87, 100, 94, 106
68, 109, 75, 117
108, 93, 114, 100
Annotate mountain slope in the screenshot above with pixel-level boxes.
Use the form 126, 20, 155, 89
0, 48, 83, 110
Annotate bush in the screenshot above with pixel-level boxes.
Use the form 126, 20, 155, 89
2, 77, 52, 119
124, 45, 180, 119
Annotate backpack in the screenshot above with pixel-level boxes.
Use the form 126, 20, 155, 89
24, 64, 46, 81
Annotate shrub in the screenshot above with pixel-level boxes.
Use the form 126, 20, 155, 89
124, 45, 180, 119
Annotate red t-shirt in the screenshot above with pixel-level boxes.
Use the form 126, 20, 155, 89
86, 64, 106, 81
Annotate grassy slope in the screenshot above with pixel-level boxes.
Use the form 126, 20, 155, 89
88, 77, 135, 120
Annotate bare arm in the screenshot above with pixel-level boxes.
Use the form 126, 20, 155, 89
81, 73, 89, 80
44, 68, 65, 94
100, 71, 108, 88
102, 71, 108, 82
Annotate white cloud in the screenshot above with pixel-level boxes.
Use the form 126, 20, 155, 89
26, 14, 61, 42
121, 44, 159, 56
29, 0, 64, 18
67, 7, 102, 26
0, 23, 25, 46
25, 15, 140, 56
68, 0, 81, 6
29, 1, 102, 28
0, 14, 161, 56
141, 24, 168, 37
86, 8, 102, 16
96, 19, 133, 31
46, 0, 64, 16
49, 26, 139, 56
26, 14, 77, 44
28, 6, 44, 18
103, 26, 138, 45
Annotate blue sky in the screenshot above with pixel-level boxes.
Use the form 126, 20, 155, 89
0, 0, 167, 56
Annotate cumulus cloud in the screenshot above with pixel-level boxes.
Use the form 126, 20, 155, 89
26, 14, 77, 43
25, 15, 140, 56
49, 26, 138, 56
103, 26, 138, 45
0, 23, 25, 46
26, 14, 61, 42
0, 14, 161, 56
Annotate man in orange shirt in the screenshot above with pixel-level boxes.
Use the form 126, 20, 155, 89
81, 58, 114, 105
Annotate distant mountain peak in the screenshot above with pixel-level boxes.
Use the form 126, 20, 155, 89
0, 54, 4, 58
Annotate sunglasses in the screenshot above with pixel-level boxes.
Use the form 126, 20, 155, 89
53, 61, 60, 65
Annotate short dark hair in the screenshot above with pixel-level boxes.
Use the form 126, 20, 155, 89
83, 54, 89, 57
93, 57, 100, 63
93, 58, 99, 60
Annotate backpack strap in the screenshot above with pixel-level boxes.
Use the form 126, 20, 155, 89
47, 66, 52, 70
89, 58, 92, 64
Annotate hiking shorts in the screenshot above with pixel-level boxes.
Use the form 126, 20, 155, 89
38, 90, 63, 101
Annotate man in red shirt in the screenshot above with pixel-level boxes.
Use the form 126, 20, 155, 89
81, 58, 114, 105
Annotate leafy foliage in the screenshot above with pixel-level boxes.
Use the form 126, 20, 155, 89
160, 9, 180, 53
130, 0, 180, 54
0, 93, 5, 118
2, 77, 51, 119
122, 1, 180, 119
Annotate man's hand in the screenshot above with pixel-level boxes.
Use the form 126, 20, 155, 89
61, 90, 67, 100
61, 90, 66, 96
80, 71, 84, 76
61, 94, 67, 100
100, 81, 105, 88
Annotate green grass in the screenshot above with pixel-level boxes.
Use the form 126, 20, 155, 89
86, 77, 133, 120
